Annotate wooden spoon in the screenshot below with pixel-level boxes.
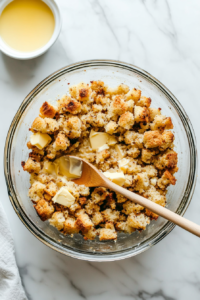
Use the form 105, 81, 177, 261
71, 156, 200, 237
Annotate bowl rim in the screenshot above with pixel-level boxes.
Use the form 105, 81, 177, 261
4, 59, 198, 261
0, 0, 62, 60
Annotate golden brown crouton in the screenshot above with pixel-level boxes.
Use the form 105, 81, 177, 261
77, 185, 90, 196
34, 199, 54, 221
44, 181, 57, 197
157, 170, 176, 189
69, 83, 92, 102
91, 187, 108, 204
144, 186, 166, 219
28, 181, 46, 202
134, 173, 149, 193
64, 217, 79, 234
57, 95, 82, 114
63, 116, 82, 139
99, 228, 117, 241
79, 197, 87, 206
127, 213, 150, 230
53, 132, 70, 151
39, 101, 57, 119
142, 165, 158, 178
116, 192, 127, 203
96, 149, 110, 164
107, 84, 129, 96
92, 212, 104, 226
105, 121, 118, 134
125, 88, 141, 103
143, 130, 162, 148
159, 131, 174, 151
92, 104, 103, 112
127, 146, 140, 158
83, 228, 97, 240
149, 107, 161, 122
122, 201, 144, 215
141, 148, 156, 164
115, 221, 135, 234
76, 213, 93, 231
90, 80, 107, 96
154, 150, 178, 170
126, 99, 135, 113
31, 117, 46, 132
134, 106, 150, 123
118, 112, 134, 129
44, 118, 59, 133
49, 212, 65, 230
22, 158, 41, 174
109, 95, 127, 115
150, 115, 173, 131
31, 117, 59, 133
124, 175, 133, 187
137, 96, 151, 108
102, 208, 120, 223
85, 201, 100, 215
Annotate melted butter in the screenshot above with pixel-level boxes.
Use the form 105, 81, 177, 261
54, 156, 82, 180
0, 0, 55, 52
52, 186, 75, 207
30, 132, 51, 149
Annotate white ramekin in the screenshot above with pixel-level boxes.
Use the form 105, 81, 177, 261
0, 0, 62, 60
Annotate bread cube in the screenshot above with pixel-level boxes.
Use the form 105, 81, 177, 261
137, 96, 151, 108
143, 130, 162, 148
99, 228, 117, 241
34, 199, 54, 221
57, 95, 82, 114
76, 213, 93, 231
49, 212, 65, 230
127, 213, 150, 230
53, 132, 70, 151
134, 106, 150, 122
39, 101, 57, 119
102, 208, 119, 223
28, 181, 46, 202
118, 112, 134, 129
64, 217, 79, 234
22, 158, 41, 174
122, 201, 144, 215
150, 115, 173, 131
125, 88, 141, 103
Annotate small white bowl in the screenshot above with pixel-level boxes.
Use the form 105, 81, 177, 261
0, 0, 62, 60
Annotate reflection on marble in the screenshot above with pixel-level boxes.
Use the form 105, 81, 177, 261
1, 0, 200, 299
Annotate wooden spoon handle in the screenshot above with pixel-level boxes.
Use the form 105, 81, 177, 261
104, 180, 200, 237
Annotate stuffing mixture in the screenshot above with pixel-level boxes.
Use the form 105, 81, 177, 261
22, 81, 178, 241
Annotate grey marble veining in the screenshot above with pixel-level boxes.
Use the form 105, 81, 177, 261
1, 0, 200, 299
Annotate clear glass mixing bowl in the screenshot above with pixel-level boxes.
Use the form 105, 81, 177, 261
4, 60, 197, 261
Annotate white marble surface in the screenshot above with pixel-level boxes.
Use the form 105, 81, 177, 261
1, 0, 200, 299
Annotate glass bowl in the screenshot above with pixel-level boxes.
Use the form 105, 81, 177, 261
4, 60, 197, 261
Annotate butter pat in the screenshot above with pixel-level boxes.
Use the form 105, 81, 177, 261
103, 171, 125, 186
118, 158, 130, 171
97, 144, 109, 152
30, 132, 51, 149
69, 157, 82, 178
90, 130, 109, 150
54, 156, 82, 179
52, 187, 75, 207
107, 135, 117, 146
115, 144, 124, 159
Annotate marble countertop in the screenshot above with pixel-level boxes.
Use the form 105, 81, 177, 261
1, 0, 200, 299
